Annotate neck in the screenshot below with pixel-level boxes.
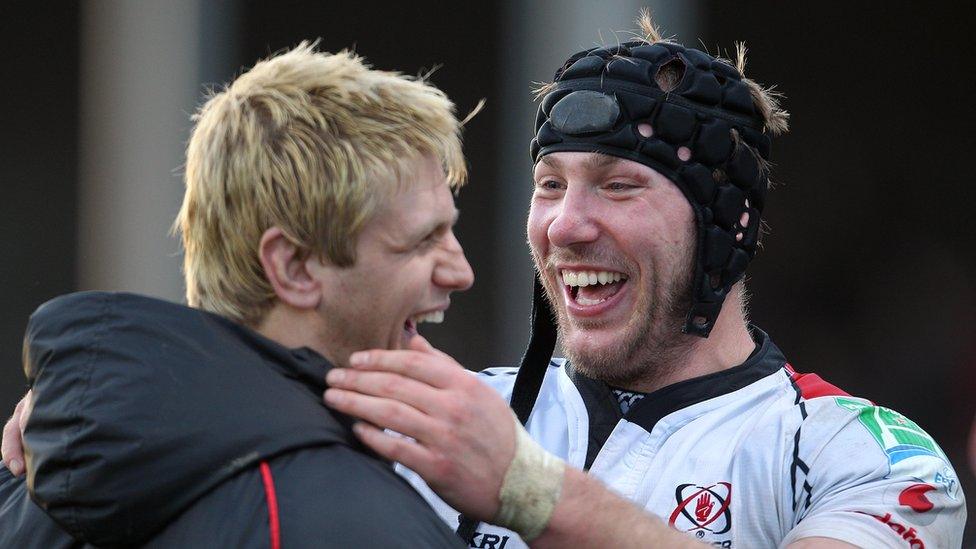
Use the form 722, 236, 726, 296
255, 303, 346, 367
626, 284, 755, 393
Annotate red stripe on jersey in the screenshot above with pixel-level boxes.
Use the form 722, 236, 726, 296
259, 461, 281, 549
785, 363, 850, 399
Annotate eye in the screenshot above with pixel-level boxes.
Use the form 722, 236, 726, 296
533, 178, 565, 198
417, 231, 439, 249
604, 180, 644, 194
415, 222, 455, 252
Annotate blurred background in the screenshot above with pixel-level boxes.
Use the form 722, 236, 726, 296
2, 0, 973, 541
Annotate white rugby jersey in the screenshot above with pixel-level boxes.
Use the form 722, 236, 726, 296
399, 329, 966, 548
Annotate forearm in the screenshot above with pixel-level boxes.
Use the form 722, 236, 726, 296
531, 467, 706, 549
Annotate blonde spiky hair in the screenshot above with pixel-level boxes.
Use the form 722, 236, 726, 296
177, 42, 469, 325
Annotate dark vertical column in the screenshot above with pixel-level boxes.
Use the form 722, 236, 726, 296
0, 5, 80, 414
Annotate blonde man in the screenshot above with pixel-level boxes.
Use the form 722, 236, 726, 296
0, 44, 471, 548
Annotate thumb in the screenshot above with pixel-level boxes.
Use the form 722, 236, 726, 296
408, 334, 451, 359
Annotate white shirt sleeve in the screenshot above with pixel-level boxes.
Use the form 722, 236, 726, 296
782, 397, 965, 548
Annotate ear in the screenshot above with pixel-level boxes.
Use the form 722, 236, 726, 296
259, 227, 321, 310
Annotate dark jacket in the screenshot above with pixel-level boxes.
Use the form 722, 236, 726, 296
0, 292, 463, 548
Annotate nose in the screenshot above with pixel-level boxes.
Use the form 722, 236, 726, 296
547, 186, 599, 248
434, 231, 474, 291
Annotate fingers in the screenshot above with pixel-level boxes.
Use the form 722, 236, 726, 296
348, 349, 463, 389
2, 398, 26, 476
325, 388, 444, 444
18, 390, 32, 434
350, 422, 446, 481
326, 368, 442, 415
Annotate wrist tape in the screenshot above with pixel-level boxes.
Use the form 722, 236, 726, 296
492, 414, 566, 541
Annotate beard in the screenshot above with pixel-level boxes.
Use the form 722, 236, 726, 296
534, 243, 697, 389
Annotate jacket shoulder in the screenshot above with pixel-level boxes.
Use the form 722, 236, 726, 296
151, 445, 463, 548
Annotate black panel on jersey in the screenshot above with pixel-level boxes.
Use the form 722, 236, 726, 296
624, 327, 785, 434
565, 363, 624, 471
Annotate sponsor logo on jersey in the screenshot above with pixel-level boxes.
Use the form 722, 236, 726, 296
668, 482, 732, 541
834, 398, 945, 466
859, 512, 926, 548
834, 397, 957, 498
898, 484, 936, 513
933, 467, 958, 500
469, 530, 510, 549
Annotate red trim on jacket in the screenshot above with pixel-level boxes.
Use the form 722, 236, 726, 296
259, 461, 281, 549
785, 363, 851, 399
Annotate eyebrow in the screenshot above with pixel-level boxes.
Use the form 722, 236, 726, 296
539, 153, 623, 171
418, 207, 459, 236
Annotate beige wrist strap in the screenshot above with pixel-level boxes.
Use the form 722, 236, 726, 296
492, 413, 566, 541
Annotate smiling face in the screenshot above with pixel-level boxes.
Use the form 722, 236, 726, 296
309, 155, 473, 364
528, 152, 697, 385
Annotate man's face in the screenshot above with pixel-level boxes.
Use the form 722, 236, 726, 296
311, 155, 473, 364
528, 152, 696, 385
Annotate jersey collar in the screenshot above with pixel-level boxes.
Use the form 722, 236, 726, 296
566, 326, 786, 468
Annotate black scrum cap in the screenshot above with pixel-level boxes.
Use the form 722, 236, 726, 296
532, 40, 774, 337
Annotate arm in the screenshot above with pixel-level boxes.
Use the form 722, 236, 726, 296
534, 466, 704, 548
539, 474, 856, 548
324, 335, 705, 547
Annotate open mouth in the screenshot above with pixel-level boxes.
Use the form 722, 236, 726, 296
403, 310, 446, 338
562, 269, 628, 307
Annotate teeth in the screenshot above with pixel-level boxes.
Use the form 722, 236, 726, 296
410, 310, 445, 324
560, 269, 627, 288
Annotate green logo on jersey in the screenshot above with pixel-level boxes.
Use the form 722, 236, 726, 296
834, 397, 946, 465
